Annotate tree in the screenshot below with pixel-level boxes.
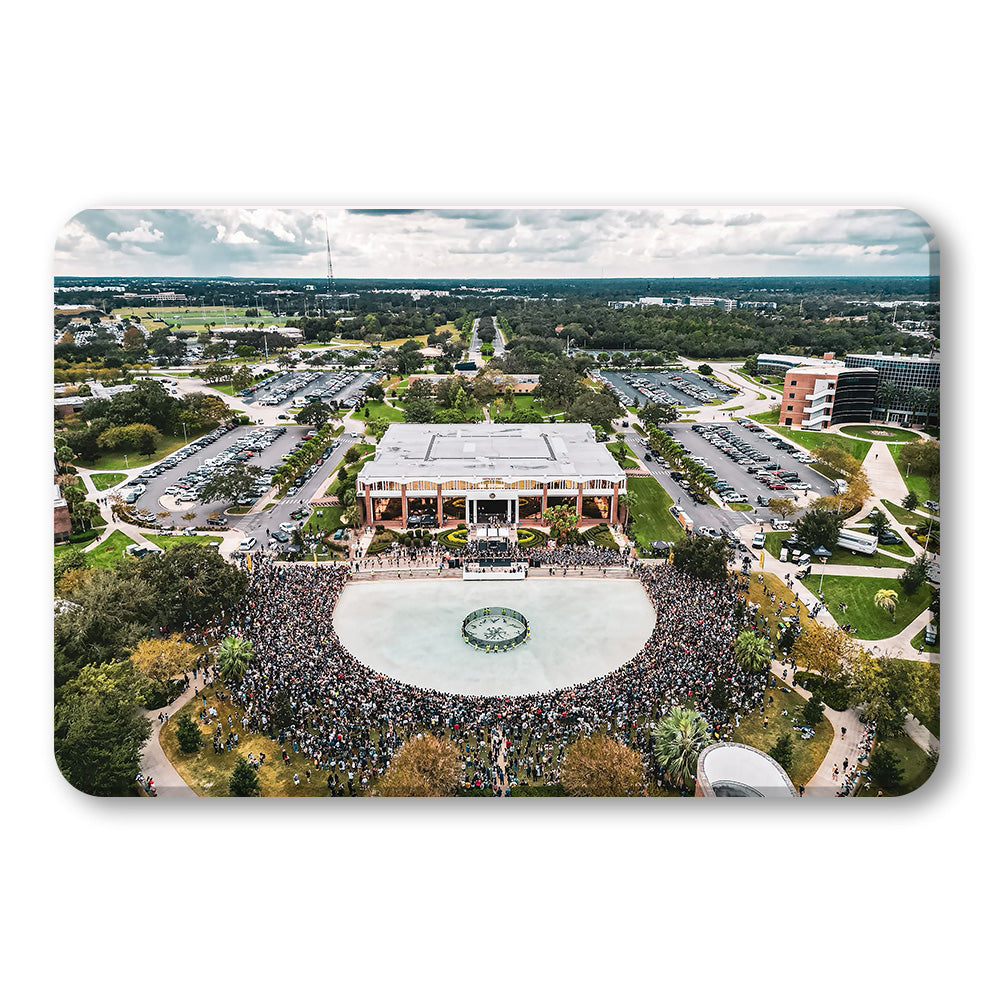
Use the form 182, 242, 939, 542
766, 495, 799, 519
616, 492, 636, 530
196, 464, 265, 506
869, 744, 904, 789
848, 651, 938, 739
54, 659, 152, 796
801, 693, 826, 727
138, 545, 248, 630
868, 508, 889, 536
874, 588, 898, 622
231, 365, 255, 394
902, 490, 919, 512
298, 399, 333, 429
230, 758, 260, 796
795, 509, 842, 552
652, 706, 710, 787
201, 361, 230, 384
899, 554, 930, 596
566, 387, 623, 430
377, 733, 460, 796
791, 622, 851, 683
215, 635, 254, 684
277, 352, 298, 370
176, 392, 232, 431
130, 634, 199, 689
670, 535, 728, 581
812, 446, 861, 478
734, 630, 773, 674
543, 503, 580, 542
97, 422, 161, 455
175, 714, 203, 753
697, 363, 713, 376
560, 735, 646, 796
365, 416, 390, 442
769, 733, 794, 772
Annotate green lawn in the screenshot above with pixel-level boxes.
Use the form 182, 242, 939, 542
887, 444, 938, 504
838, 425, 921, 443
80, 434, 190, 471
771, 427, 873, 463
880, 499, 937, 526
55, 529, 135, 568
625, 476, 686, 547
857, 733, 937, 797
731, 684, 833, 788
763, 530, 909, 569
141, 532, 223, 549
750, 407, 781, 424
493, 395, 563, 420
360, 400, 406, 423
605, 441, 638, 469
802, 576, 933, 640
305, 506, 348, 535
89, 472, 128, 491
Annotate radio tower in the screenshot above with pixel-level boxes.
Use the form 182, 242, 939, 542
325, 218, 335, 296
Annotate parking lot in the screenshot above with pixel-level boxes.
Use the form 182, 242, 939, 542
624, 416, 836, 541
241, 369, 380, 409
117, 422, 358, 552
595, 368, 739, 409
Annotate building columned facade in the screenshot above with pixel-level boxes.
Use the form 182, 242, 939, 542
356, 423, 626, 527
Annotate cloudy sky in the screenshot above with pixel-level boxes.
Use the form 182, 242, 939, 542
54, 207, 936, 279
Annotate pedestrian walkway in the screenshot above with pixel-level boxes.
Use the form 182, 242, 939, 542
139, 683, 200, 798
768, 660, 867, 796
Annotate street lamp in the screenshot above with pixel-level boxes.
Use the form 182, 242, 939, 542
182, 421, 188, 446
124, 454, 129, 469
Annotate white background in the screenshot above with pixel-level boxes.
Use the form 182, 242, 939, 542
6, 3, 991, 995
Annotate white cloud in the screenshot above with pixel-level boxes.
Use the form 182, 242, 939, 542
106, 219, 164, 243
212, 225, 258, 245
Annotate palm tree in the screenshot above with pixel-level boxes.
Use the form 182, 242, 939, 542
653, 706, 710, 787
215, 635, 254, 684
617, 492, 636, 530
734, 630, 773, 674
873, 588, 898, 622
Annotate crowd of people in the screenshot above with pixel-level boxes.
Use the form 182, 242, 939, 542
199, 557, 768, 793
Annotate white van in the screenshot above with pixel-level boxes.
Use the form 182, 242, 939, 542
834, 478, 848, 494
238, 537, 258, 551
771, 519, 792, 531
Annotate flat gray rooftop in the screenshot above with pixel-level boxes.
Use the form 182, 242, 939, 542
332, 577, 656, 696
358, 423, 623, 483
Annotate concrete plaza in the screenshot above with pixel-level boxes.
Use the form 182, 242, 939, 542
332, 577, 657, 696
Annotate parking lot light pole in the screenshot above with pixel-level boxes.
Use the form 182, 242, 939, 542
124, 454, 128, 469
182, 421, 188, 446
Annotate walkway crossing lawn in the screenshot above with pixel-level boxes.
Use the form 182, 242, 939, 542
731, 684, 833, 788
89, 472, 128, 491
625, 476, 686, 547
803, 576, 933, 640
839, 425, 921, 443
140, 533, 223, 550
81, 434, 190, 471
55, 529, 135, 568
605, 442, 638, 469
856, 732, 937, 797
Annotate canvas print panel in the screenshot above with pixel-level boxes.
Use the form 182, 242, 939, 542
53, 207, 940, 797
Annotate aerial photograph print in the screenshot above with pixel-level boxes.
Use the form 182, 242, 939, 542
52, 206, 941, 799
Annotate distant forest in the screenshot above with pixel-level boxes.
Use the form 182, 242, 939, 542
55, 275, 939, 363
